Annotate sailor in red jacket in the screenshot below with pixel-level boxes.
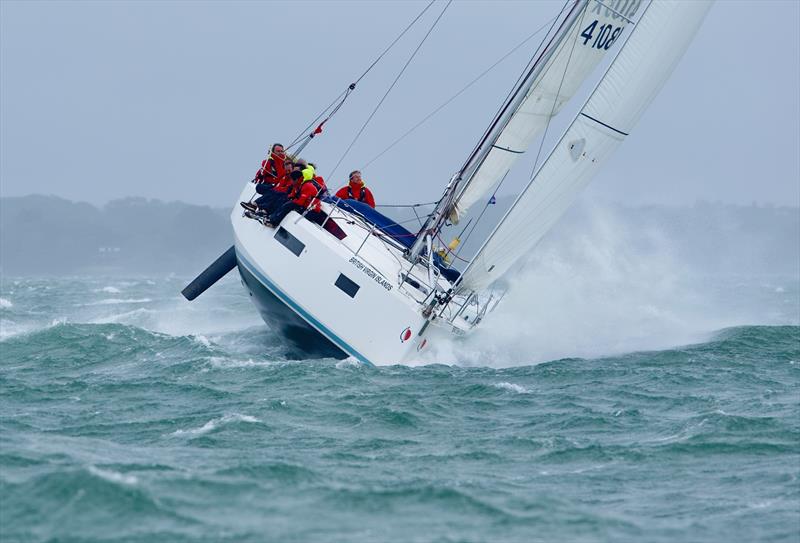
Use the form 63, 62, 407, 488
244, 145, 291, 213
334, 170, 376, 208
254, 143, 287, 185
266, 170, 324, 226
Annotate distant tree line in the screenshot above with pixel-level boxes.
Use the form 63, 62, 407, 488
0, 195, 797, 277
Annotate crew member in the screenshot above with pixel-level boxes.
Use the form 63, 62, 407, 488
254, 143, 287, 184
334, 170, 375, 208
266, 170, 324, 226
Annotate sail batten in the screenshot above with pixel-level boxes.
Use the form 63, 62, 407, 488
458, 0, 713, 292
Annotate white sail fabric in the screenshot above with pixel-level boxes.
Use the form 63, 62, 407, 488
460, 0, 712, 291
450, 0, 641, 222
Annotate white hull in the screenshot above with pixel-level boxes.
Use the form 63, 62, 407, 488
231, 184, 476, 366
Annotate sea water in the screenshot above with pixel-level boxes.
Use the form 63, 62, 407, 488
1, 273, 798, 542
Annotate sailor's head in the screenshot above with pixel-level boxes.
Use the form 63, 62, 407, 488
289, 170, 304, 184
348, 170, 363, 186
271, 143, 286, 158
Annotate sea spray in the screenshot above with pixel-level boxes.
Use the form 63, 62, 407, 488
424, 204, 798, 367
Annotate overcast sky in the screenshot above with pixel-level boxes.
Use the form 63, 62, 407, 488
1, 0, 798, 209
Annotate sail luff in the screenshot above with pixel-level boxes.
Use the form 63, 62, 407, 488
458, 0, 713, 292
407, 0, 586, 261
452, 0, 587, 194
447, 0, 640, 223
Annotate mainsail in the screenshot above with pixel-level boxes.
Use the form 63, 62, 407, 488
458, 0, 712, 291
448, 0, 641, 223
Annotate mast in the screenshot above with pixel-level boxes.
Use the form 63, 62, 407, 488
456, 0, 713, 292
407, 0, 587, 262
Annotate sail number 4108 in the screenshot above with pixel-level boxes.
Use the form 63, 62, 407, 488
581, 20, 622, 50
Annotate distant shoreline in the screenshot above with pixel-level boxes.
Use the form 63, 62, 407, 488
1, 194, 798, 277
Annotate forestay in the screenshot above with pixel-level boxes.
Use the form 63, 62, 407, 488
448, 0, 640, 223
459, 0, 712, 291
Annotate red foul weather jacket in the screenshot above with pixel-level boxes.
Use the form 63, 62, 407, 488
335, 183, 375, 208
255, 156, 287, 185
289, 179, 323, 212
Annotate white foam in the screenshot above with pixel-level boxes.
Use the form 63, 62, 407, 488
172, 413, 261, 436
84, 298, 152, 306
97, 286, 122, 294
90, 308, 154, 325
88, 466, 138, 486
0, 319, 34, 341
494, 382, 530, 394
0, 298, 12, 308
335, 357, 362, 369
207, 356, 274, 369
0, 316, 73, 341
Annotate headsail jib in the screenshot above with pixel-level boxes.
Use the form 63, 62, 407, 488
458, 0, 713, 292
447, 0, 640, 224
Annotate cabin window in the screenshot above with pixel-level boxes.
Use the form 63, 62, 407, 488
274, 227, 305, 257
335, 274, 360, 298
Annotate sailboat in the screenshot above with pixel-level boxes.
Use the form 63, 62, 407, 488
182, 0, 712, 365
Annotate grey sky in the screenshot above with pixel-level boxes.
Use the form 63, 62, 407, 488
1, 0, 798, 208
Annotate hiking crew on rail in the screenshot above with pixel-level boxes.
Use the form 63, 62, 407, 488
241, 143, 378, 228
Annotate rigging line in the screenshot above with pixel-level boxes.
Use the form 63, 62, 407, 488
413, 0, 576, 249
375, 201, 436, 208
459, 1, 646, 288
359, 12, 561, 170
527, 1, 589, 181
452, 171, 511, 263
287, 89, 348, 149
412, 207, 424, 229
354, 0, 437, 86
286, 1, 436, 151
328, 0, 453, 183
434, 233, 471, 264
450, 0, 575, 191
361, 16, 558, 170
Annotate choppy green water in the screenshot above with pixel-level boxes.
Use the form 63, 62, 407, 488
1, 276, 799, 542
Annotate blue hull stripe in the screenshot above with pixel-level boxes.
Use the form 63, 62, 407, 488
236, 252, 374, 367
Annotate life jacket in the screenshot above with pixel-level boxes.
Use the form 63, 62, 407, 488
256, 153, 287, 184
273, 173, 293, 193
335, 182, 374, 208
347, 185, 368, 203
289, 178, 323, 212
313, 175, 327, 193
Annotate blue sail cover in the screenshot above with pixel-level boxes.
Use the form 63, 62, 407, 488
324, 198, 417, 249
